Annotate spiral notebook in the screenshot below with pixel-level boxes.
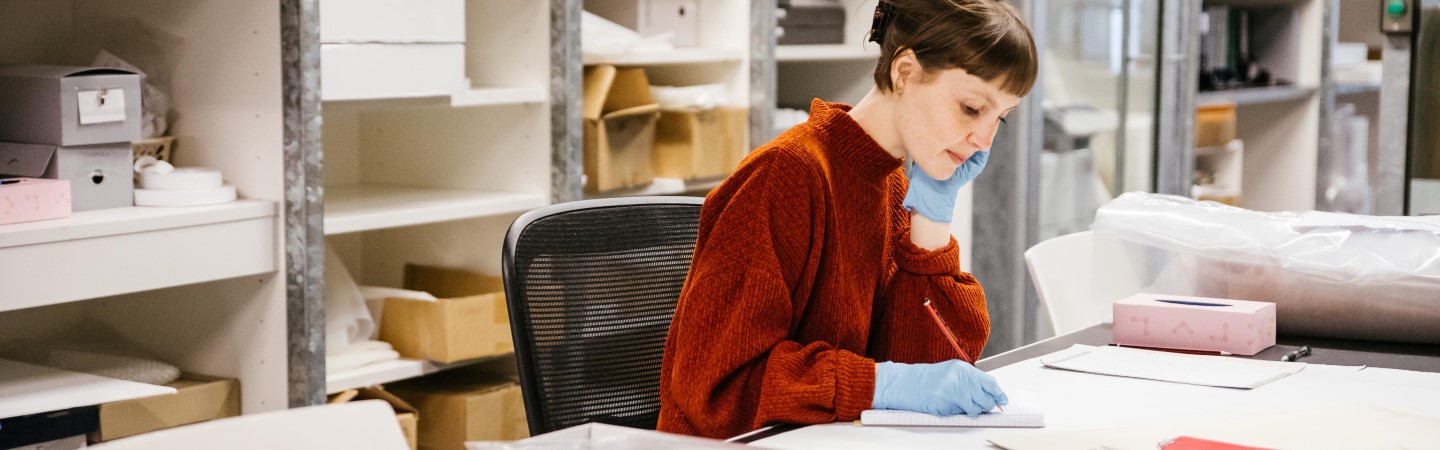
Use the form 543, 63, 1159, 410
860, 390, 1044, 428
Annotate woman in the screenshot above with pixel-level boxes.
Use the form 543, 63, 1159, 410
657, 0, 1038, 439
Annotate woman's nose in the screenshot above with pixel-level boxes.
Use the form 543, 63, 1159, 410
969, 121, 997, 150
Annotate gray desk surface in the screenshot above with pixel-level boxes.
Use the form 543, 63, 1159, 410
976, 323, 1440, 373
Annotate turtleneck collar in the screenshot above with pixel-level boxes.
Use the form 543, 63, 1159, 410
804, 99, 904, 183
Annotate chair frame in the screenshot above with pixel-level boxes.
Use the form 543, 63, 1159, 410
501, 196, 705, 435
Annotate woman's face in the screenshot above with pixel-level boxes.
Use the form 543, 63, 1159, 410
893, 66, 1022, 180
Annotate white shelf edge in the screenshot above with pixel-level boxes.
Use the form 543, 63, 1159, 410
0, 200, 276, 249
323, 184, 547, 235
322, 86, 546, 111
583, 47, 744, 66
1197, 86, 1317, 107
324, 354, 507, 394
776, 44, 880, 62
585, 177, 726, 199
1334, 83, 1381, 96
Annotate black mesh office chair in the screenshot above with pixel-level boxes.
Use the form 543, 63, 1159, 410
501, 196, 704, 435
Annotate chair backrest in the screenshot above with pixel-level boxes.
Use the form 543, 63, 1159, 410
1024, 230, 1098, 336
502, 196, 704, 435
89, 401, 408, 450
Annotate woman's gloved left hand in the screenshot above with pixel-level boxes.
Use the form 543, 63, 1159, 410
902, 150, 989, 223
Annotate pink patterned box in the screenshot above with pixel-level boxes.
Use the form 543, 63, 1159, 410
1112, 293, 1276, 356
0, 177, 72, 225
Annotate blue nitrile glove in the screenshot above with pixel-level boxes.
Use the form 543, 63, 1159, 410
872, 360, 1009, 416
902, 150, 990, 223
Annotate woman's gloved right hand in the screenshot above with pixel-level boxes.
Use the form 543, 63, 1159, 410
872, 360, 1009, 416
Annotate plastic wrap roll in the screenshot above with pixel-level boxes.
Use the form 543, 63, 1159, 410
1091, 193, 1440, 344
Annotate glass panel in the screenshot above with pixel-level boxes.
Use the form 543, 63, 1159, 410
1038, 0, 1159, 241
1409, 3, 1440, 215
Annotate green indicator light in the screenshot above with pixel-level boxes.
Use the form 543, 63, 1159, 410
1388, 0, 1407, 16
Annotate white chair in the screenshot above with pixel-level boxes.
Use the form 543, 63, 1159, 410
1024, 230, 1101, 337
89, 400, 409, 450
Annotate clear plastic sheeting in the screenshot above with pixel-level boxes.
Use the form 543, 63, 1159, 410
466, 423, 745, 450
1091, 193, 1440, 344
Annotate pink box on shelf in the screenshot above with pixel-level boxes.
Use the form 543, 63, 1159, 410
0, 177, 72, 225
1112, 293, 1276, 356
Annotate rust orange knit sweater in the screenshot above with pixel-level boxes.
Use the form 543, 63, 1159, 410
656, 100, 991, 439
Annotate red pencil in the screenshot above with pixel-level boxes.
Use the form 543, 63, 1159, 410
922, 298, 972, 363
923, 299, 1002, 411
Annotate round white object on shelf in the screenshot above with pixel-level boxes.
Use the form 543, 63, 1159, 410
139, 167, 224, 190
134, 185, 238, 207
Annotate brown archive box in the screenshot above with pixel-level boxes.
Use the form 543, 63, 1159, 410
653, 106, 748, 180
91, 375, 240, 442
330, 387, 420, 450
387, 368, 528, 450
583, 65, 660, 192
379, 264, 514, 364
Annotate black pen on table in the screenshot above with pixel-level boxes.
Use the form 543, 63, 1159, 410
921, 298, 1003, 411
1280, 345, 1312, 362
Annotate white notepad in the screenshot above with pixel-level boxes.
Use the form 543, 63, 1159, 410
860, 390, 1044, 428
1040, 344, 1305, 389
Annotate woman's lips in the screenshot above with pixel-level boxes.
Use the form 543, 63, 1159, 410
946, 149, 966, 165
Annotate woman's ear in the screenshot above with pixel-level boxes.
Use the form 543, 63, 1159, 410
890, 48, 919, 94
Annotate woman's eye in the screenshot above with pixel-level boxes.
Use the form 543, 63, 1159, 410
999, 117, 1008, 124
963, 106, 981, 116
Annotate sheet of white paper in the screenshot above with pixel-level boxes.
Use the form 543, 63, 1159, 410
0, 358, 176, 418
860, 391, 1043, 428
1040, 344, 1305, 388
76, 88, 127, 125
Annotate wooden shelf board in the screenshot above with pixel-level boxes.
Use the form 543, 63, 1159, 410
583, 47, 744, 66
1197, 86, 1318, 107
584, 177, 726, 199
0, 200, 275, 249
324, 184, 546, 235
324, 354, 508, 394
776, 44, 879, 62
323, 86, 546, 111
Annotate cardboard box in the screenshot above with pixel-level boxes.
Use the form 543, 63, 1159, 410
320, 0, 464, 44
380, 264, 513, 364
387, 369, 529, 450
91, 375, 240, 442
330, 387, 420, 450
321, 43, 466, 101
586, 0, 700, 47
1195, 103, 1236, 148
0, 177, 71, 225
583, 65, 660, 192
0, 141, 134, 211
0, 65, 142, 146
653, 106, 747, 179
1112, 293, 1276, 356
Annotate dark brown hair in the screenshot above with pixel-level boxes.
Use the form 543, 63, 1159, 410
870, 0, 1037, 97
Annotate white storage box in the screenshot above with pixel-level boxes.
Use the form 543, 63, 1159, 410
0, 141, 133, 211
586, 0, 701, 47
319, 0, 464, 44
0, 65, 142, 147
321, 44, 466, 101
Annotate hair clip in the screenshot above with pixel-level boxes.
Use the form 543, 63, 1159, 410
868, 1, 895, 44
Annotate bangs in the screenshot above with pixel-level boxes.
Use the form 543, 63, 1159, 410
933, 3, 1038, 97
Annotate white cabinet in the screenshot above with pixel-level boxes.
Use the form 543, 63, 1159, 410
0, 0, 289, 414
319, 0, 554, 392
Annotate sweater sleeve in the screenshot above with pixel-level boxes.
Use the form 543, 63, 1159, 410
659, 153, 875, 438
869, 178, 990, 365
